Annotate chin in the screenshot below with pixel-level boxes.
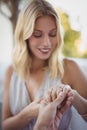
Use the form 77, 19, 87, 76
40, 56, 50, 60
40, 54, 51, 60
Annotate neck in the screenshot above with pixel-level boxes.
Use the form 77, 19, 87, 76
31, 58, 48, 72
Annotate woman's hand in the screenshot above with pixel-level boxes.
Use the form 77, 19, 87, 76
45, 84, 74, 106
43, 84, 74, 129
34, 91, 68, 130
23, 98, 43, 119
51, 86, 74, 129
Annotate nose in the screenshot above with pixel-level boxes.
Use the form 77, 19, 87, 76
42, 35, 51, 47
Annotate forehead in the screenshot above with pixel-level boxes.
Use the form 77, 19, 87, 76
34, 15, 56, 29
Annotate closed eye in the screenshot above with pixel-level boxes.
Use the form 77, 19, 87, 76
49, 29, 57, 37
33, 30, 42, 38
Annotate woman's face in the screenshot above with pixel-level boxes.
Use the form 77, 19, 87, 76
28, 15, 58, 60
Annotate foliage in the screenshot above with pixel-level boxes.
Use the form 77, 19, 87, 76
82, 50, 87, 58
59, 12, 81, 57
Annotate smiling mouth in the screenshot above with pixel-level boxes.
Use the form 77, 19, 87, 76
39, 48, 51, 53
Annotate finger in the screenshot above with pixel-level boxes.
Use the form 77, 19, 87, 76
67, 90, 74, 102
45, 89, 52, 102
67, 97, 74, 103
51, 87, 57, 101
56, 86, 63, 96
67, 94, 74, 103
63, 85, 71, 93
53, 91, 66, 107
59, 90, 73, 112
63, 87, 68, 94
60, 100, 71, 114
56, 111, 63, 121
67, 89, 74, 97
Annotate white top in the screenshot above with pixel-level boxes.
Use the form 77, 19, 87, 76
9, 71, 72, 130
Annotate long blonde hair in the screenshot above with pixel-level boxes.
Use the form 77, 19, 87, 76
13, 0, 64, 80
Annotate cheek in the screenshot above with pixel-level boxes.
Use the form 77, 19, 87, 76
51, 39, 58, 48
28, 37, 36, 48
29, 37, 41, 47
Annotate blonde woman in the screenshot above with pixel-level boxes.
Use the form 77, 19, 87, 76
2, 0, 87, 130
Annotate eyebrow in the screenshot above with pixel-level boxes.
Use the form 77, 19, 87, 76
33, 30, 42, 33
50, 28, 57, 31
34, 28, 57, 32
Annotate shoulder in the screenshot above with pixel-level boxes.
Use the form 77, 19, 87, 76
63, 58, 87, 98
63, 58, 82, 74
63, 58, 87, 86
63, 58, 79, 69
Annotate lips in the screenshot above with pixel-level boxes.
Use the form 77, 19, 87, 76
39, 48, 51, 53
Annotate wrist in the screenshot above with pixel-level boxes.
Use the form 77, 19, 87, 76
72, 90, 87, 115
20, 106, 33, 122
34, 122, 47, 130
72, 89, 78, 104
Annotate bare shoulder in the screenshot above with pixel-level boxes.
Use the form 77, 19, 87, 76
63, 58, 84, 75
63, 58, 80, 70
63, 58, 87, 96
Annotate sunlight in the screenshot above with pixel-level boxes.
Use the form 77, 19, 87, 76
47, 0, 87, 51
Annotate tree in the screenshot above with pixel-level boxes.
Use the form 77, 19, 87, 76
0, 0, 25, 32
